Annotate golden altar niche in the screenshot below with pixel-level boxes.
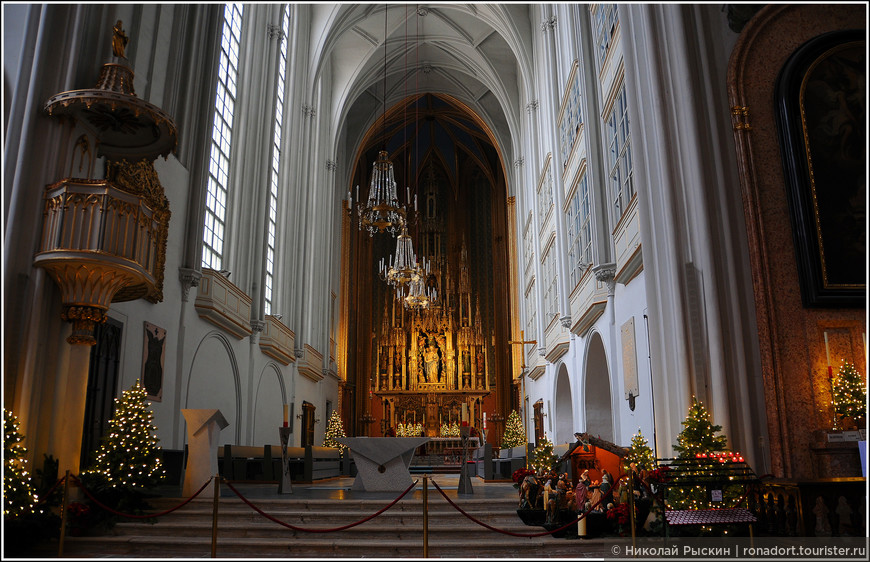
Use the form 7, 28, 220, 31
373, 238, 491, 433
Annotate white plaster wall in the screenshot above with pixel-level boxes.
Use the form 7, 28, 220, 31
611, 270, 654, 448
186, 333, 241, 445
252, 363, 286, 447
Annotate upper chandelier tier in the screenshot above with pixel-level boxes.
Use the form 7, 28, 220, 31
353, 150, 407, 236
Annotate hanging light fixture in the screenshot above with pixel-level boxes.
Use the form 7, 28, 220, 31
348, 4, 406, 236
403, 270, 437, 310
380, 224, 427, 288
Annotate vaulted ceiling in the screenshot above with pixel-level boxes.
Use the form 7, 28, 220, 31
307, 4, 534, 194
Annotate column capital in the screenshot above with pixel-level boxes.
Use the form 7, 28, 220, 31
514, 157, 524, 168
179, 268, 202, 302
267, 23, 284, 41
326, 160, 337, 172
593, 263, 617, 295
526, 100, 539, 114
61, 305, 107, 345
540, 15, 557, 33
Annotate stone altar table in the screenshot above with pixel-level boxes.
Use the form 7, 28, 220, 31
337, 437, 429, 492
182, 409, 228, 498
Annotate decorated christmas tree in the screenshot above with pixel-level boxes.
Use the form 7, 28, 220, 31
530, 435, 559, 473
673, 397, 728, 459
4, 409, 39, 518
669, 397, 738, 518
501, 410, 526, 449
832, 361, 867, 429
323, 410, 347, 451
622, 428, 656, 472
82, 380, 166, 491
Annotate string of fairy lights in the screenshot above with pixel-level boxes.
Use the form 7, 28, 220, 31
82, 380, 166, 489
3, 409, 40, 517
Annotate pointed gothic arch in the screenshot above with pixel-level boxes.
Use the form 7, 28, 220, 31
584, 331, 613, 442
252, 362, 287, 446
185, 331, 242, 444
553, 362, 574, 444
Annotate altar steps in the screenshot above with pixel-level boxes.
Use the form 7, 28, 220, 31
49, 494, 612, 558
409, 464, 462, 474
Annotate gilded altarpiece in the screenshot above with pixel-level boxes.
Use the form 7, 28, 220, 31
372, 164, 493, 435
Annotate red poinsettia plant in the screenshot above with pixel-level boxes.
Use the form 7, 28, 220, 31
606, 502, 630, 525
512, 468, 535, 486
645, 465, 672, 483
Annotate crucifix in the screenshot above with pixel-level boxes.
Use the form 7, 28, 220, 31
508, 330, 537, 466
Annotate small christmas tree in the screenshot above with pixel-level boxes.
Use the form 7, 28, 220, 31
323, 410, 347, 451
82, 380, 166, 491
669, 397, 737, 517
673, 397, 728, 459
623, 428, 656, 472
530, 435, 558, 473
501, 410, 526, 449
832, 361, 867, 429
4, 409, 39, 517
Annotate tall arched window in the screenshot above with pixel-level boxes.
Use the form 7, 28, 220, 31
265, 4, 290, 315
606, 84, 633, 221
202, 3, 244, 269
567, 173, 591, 288
592, 3, 618, 67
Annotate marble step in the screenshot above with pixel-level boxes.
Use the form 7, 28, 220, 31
59, 534, 613, 558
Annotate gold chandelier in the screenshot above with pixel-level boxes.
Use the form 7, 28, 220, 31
402, 271, 437, 310
347, 4, 408, 237
353, 150, 406, 236
379, 224, 422, 286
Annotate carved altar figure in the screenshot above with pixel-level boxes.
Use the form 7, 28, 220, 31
423, 340, 440, 382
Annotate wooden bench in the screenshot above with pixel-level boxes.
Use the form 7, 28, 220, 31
657, 456, 760, 537
218, 445, 345, 483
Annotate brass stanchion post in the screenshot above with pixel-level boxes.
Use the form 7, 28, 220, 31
58, 471, 70, 558
422, 476, 429, 558
211, 475, 220, 558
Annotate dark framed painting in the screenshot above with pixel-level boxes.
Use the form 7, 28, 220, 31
775, 30, 865, 307
142, 321, 166, 401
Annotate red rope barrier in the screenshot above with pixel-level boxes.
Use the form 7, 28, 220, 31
34, 475, 67, 506
223, 478, 418, 533
431, 477, 618, 538
69, 474, 214, 519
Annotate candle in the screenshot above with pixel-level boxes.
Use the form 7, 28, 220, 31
283, 404, 289, 427
462, 404, 468, 423
824, 332, 831, 366
824, 332, 833, 378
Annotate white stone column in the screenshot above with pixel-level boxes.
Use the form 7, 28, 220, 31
540, 7, 572, 329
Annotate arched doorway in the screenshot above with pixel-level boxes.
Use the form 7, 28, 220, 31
554, 364, 574, 444
584, 332, 613, 442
